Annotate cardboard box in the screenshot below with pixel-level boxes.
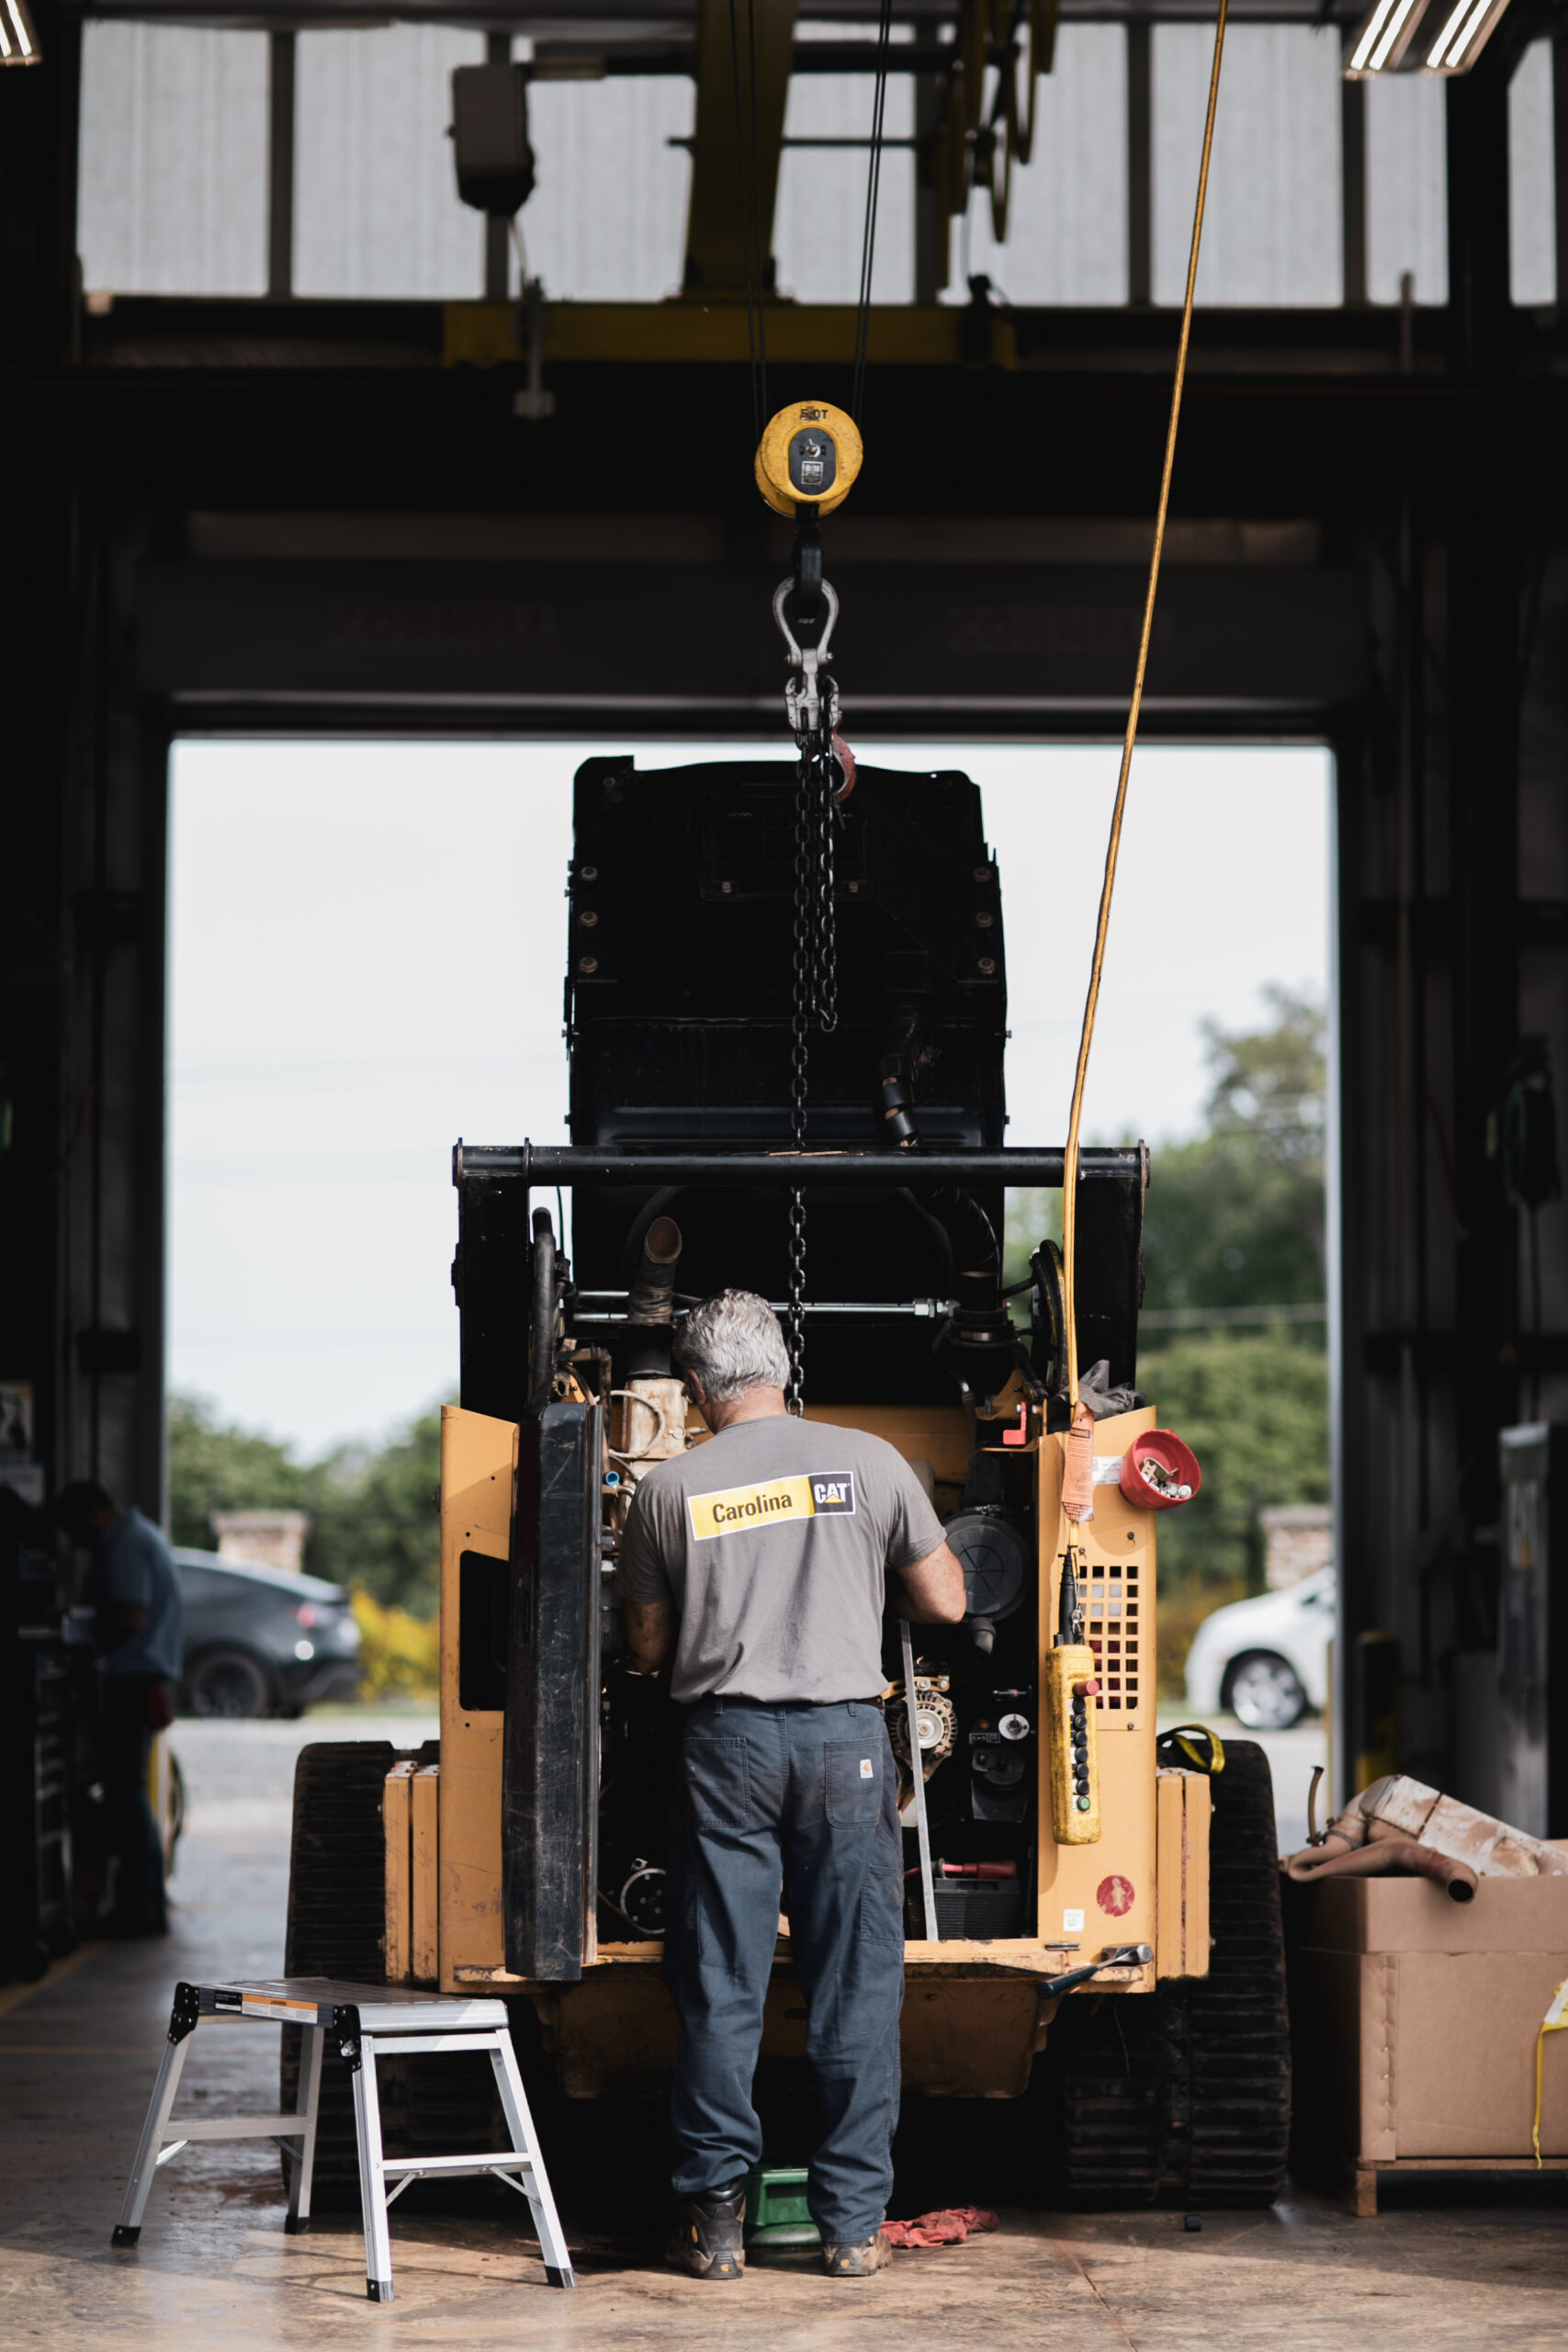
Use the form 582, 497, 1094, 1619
1284, 1875, 1568, 2166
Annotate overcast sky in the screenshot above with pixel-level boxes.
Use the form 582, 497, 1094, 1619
167, 738, 1330, 1456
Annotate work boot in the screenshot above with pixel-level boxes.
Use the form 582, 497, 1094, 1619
822, 2231, 893, 2278
666, 2185, 746, 2280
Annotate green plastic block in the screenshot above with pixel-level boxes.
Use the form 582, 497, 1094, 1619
744, 2164, 819, 2247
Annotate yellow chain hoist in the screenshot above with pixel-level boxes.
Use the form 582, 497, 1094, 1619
753, 399, 863, 775
753, 401, 863, 1412
753, 400, 863, 520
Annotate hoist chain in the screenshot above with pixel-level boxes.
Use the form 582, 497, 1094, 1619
785, 749, 842, 1413
774, 507, 851, 1415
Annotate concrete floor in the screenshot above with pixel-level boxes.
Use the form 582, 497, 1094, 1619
2, 1719, 1562, 2352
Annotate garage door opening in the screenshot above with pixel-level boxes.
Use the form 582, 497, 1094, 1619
166, 733, 1331, 1838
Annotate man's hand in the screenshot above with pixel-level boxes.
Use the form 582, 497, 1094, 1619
98, 1600, 147, 1655
623, 1597, 675, 1675
893, 1539, 967, 1625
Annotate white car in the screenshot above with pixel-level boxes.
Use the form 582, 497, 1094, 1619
1181, 1566, 1335, 1731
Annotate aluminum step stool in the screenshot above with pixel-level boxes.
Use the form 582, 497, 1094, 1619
112, 1976, 575, 2301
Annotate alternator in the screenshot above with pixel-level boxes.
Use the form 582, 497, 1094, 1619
887, 1683, 956, 1773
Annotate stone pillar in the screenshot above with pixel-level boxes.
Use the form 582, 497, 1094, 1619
211, 1510, 313, 1577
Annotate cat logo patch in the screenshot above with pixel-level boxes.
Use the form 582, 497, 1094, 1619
688, 1469, 857, 1541
808, 1475, 856, 1515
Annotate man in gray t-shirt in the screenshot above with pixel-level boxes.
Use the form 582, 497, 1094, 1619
616, 1288, 964, 2282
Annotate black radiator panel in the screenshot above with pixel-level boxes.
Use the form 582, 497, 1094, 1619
456, 754, 1145, 1408
502, 1401, 602, 1982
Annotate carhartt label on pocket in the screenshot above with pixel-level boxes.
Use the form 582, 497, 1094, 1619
860, 1758, 874, 1779
688, 1468, 858, 1540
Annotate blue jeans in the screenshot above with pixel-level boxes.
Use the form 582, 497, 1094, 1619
665, 1696, 905, 2244
98, 1676, 166, 1932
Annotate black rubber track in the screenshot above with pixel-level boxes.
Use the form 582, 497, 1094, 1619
279, 1739, 505, 2204
1047, 1740, 1292, 2209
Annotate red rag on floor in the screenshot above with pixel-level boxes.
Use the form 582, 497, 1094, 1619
882, 2208, 999, 2249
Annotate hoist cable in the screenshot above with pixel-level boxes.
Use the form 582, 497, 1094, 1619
727, 0, 764, 441
748, 0, 768, 417
1060, 0, 1229, 1445
851, 0, 895, 424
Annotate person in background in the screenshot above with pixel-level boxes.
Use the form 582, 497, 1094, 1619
51, 1481, 184, 1938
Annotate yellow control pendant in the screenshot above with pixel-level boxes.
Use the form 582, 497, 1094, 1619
1045, 1644, 1102, 1845
754, 400, 863, 518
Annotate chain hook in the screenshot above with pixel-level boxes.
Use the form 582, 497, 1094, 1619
773, 576, 841, 748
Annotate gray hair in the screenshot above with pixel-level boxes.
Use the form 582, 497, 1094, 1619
674, 1288, 791, 1403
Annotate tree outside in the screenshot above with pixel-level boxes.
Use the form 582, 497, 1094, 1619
168, 1394, 445, 1619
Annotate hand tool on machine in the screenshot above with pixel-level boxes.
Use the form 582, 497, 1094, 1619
1047, 1942, 1155, 1997
901, 1615, 940, 1939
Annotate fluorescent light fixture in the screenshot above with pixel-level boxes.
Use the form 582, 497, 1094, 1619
0, 0, 39, 64
1348, 0, 1398, 69
1425, 0, 1509, 68
1344, 0, 1508, 73
1426, 0, 1472, 61
1344, 0, 1427, 74
1370, 0, 1419, 66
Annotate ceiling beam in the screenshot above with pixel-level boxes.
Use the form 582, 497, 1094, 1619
682, 0, 798, 295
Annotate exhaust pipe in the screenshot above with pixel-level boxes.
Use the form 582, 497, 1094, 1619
627, 1216, 682, 1376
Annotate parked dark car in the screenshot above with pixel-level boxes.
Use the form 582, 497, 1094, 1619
174, 1549, 362, 1719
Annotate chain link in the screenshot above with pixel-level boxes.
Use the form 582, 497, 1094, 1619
785, 1185, 807, 1414
785, 748, 840, 1412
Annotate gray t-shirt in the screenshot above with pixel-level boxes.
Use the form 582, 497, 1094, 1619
616, 1413, 947, 1704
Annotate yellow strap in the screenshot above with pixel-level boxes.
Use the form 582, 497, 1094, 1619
1061, 0, 1229, 1446
1161, 1722, 1226, 1776
1532, 1976, 1568, 2167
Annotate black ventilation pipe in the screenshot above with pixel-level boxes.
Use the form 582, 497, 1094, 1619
626, 1216, 683, 1376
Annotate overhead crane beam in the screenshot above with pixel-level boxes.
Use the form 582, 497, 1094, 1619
682, 0, 799, 294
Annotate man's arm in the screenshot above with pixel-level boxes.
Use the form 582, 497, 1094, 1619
892, 1538, 967, 1624
623, 1596, 675, 1675
97, 1524, 152, 1656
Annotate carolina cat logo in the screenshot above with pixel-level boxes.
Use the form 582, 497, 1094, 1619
688, 1470, 857, 1541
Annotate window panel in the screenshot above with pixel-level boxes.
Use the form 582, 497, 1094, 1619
1510, 39, 1556, 308
1365, 73, 1448, 304
525, 75, 694, 300
776, 29, 913, 304
78, 23, 267, 296
295, 26, 485, 300
1154, 24, 1341, 306
945, 26, 1127, 306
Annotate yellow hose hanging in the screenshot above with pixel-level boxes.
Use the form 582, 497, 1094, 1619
1533, 1976, 1568, 2165
1059, 0, 1230, 1527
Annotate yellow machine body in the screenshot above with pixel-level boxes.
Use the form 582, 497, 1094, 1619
381, 1395, 1211, 2099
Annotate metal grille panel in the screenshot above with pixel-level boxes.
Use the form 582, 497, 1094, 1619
1086, 1561, 1142, 1720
